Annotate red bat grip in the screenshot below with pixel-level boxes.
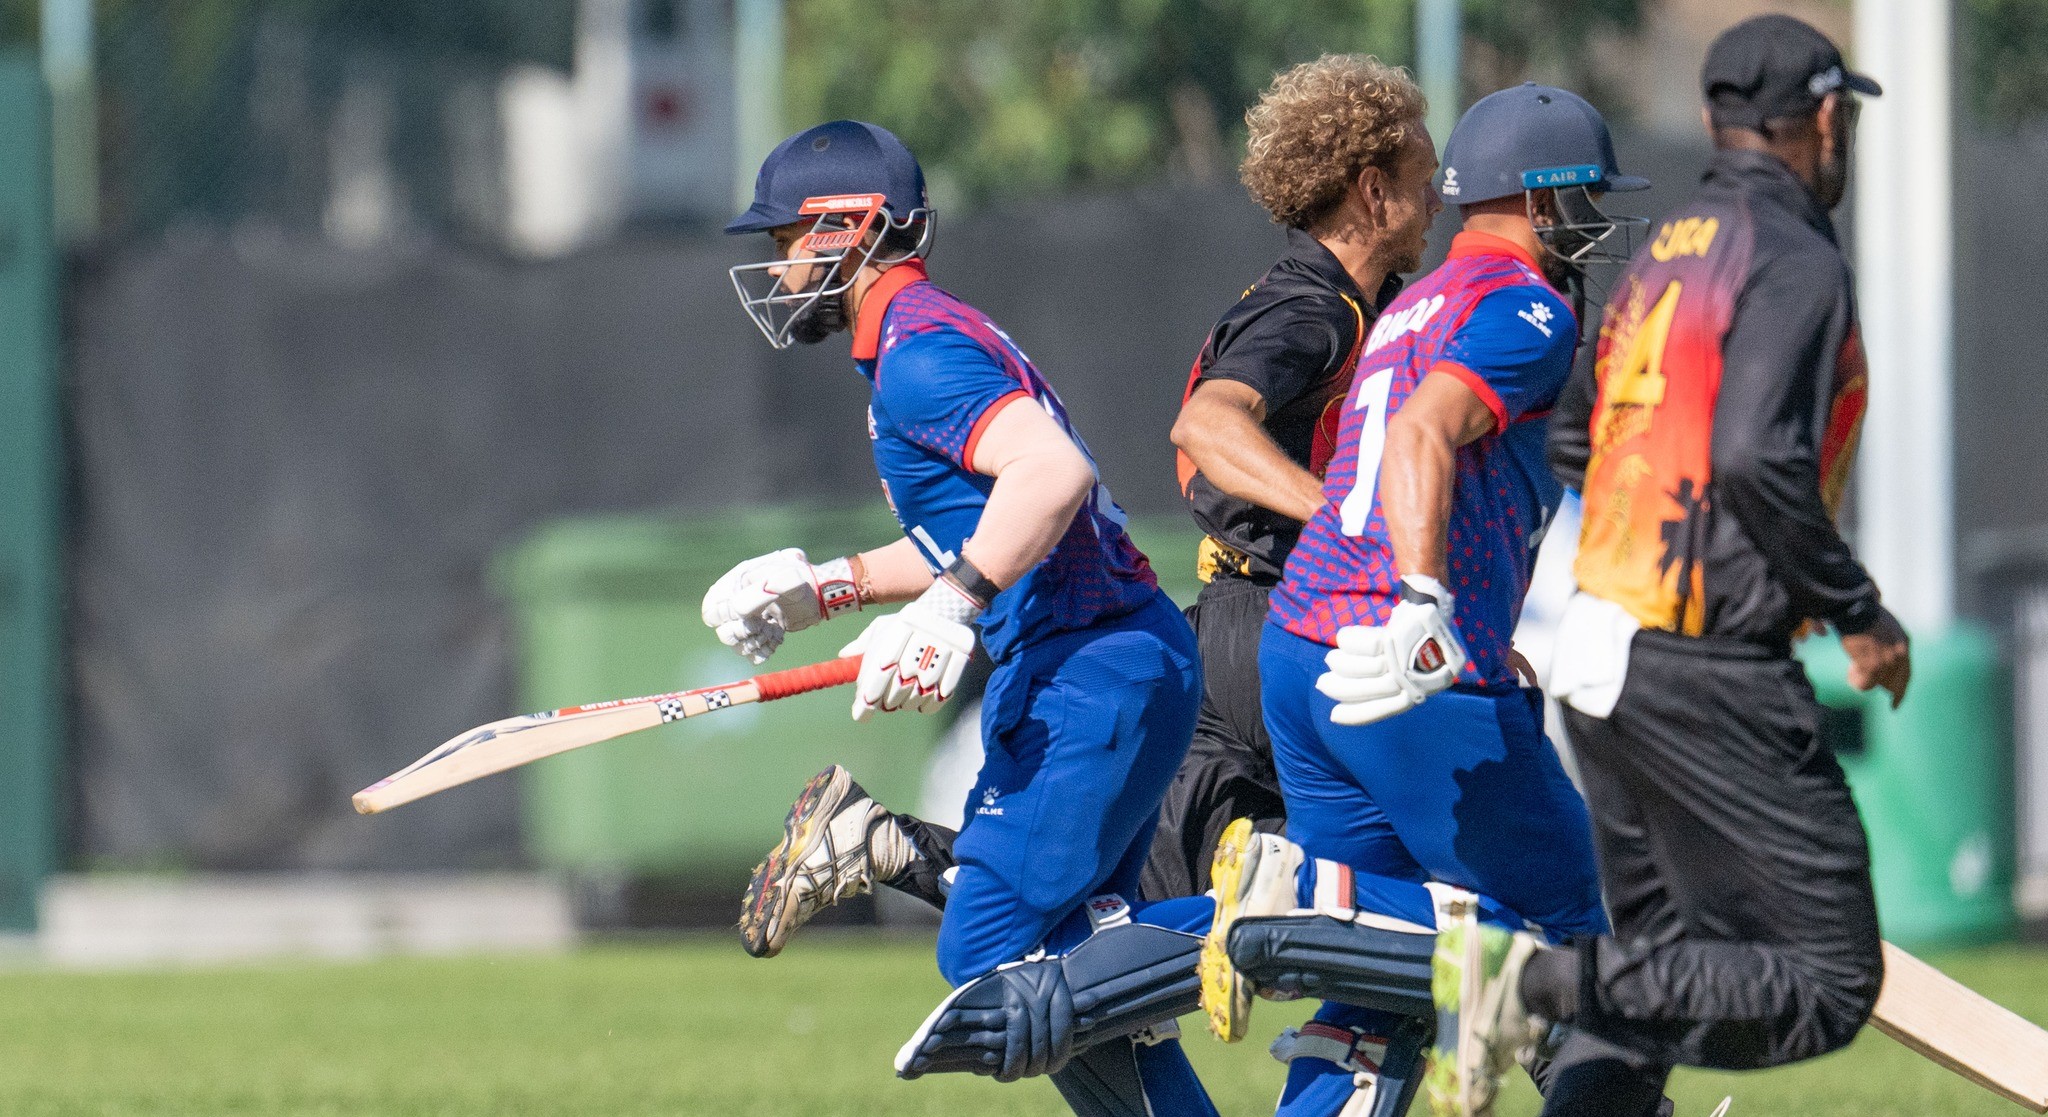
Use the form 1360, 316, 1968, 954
752, 656, 863, 701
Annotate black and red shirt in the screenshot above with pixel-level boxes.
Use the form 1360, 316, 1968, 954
1551, 148, 1879, 646
1179, 227, 1401, 583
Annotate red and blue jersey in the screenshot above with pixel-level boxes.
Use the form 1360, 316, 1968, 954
1269, 232, 1576, 687
854, 261, 1158, 664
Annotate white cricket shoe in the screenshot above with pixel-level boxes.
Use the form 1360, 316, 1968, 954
1200, 817, 1306, 1042
1423, 901, 1548, 1116
738, 765, 915, 958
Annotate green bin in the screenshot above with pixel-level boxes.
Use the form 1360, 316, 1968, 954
496, 507, 941, 881
1799, 624, 2016, 948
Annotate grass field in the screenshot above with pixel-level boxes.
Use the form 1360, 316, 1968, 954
0, 935, 2042, 1116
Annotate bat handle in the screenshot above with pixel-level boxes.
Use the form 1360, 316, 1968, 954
753, 656, 863, 701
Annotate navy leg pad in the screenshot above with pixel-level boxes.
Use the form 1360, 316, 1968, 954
1226, 914, 1434, 1017
895, 924, 1201, 1081
1049, 1038, 1152, 1117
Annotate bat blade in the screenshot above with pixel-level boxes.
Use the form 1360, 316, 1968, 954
352, 702, 665, 815
1872, 940, 2048, 1113
353, 656, 861, 816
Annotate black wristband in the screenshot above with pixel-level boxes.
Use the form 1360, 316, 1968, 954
943, 555, 1002, 609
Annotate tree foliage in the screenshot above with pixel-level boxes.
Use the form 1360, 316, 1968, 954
784, 0, 1408, 206
1967, 0, 2048, 132
784, 0, 1647, 208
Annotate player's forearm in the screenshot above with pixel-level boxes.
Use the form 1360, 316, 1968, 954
1380, 419, 1455, 583
855, 537, 937, 605
1171, 392, 1324, 523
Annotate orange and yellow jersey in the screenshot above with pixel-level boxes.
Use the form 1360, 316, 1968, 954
1553, 149, 1881, 645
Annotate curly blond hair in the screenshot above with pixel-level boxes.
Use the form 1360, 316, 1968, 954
1241, 55, 1427, 229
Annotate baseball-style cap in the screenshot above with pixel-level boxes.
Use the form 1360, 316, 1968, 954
1439, 83, 1648, 205
1702, 14, 1882, 130
725, 120, 928, 234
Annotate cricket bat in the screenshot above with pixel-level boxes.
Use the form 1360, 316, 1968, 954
1873, 939, 2048, 1112
352, 656, 862, 815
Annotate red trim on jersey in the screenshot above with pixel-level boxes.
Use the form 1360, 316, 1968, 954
1447, 230, 1544, 277
851, 259, 931, 360
1430, 360, 1508, 435
963, 389, 1033, 468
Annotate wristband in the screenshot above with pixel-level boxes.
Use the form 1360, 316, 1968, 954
942, 554, 1003, 610
847, 552, 876, 608
1397, 573, 1452, 608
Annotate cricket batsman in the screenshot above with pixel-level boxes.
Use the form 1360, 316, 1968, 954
1195, 84, 1656, 1117
732, 53, 1436, 937
730, 57, 1454, 1110
1447, 16, 1910, 1116
708, 120, 1221, 1116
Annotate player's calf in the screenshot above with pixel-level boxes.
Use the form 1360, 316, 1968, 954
738, 765, 923, 958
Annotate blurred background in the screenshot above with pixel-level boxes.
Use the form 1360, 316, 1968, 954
0, 0, 2042, 970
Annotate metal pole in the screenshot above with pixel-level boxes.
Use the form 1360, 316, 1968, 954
40, 0, 94, 243
1853, 0, 1954, 631
733, 0, 783, 211
1416, 0, 1460, 151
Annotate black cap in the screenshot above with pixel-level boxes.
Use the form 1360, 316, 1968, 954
1702, 14, 1882, 130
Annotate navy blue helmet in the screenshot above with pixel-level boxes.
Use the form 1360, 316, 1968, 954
1440, 83, 1649, 267
726, 120, 936, 349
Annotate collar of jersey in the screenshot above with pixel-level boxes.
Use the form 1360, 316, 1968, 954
851, 259, 931, 361
1446, 230, 1544, 277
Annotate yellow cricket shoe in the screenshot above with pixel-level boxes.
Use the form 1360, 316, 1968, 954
1200, 817, 1305, 1042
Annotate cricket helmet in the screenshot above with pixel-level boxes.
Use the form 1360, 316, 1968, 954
726, 120, 936, 349
1440, 83, 1649, 267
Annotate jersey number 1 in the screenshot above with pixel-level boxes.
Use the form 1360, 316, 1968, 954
1338, 368, 1396, 537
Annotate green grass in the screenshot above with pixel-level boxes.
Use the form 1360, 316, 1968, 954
0, 936, 2041, 1115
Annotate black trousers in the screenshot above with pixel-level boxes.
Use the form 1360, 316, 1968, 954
1543, 631, 1884, 1116
891, 575, 1287, 908
1138, 575, 1287, 899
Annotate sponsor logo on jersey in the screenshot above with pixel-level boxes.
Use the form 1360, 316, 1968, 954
1518, 300, 1556, 337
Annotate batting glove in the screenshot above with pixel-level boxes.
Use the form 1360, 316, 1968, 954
1316, 574, 1468, 726
701, 547, 862, 665
841, 578, 978, 722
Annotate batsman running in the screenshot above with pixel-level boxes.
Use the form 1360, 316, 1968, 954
710, 120, 1223, 1116
731, 57, 1449, 1111
733, 53, 1433, 944
1197, 84, 1658, 1117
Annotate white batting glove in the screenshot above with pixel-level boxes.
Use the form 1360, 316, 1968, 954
841, 578, 979, 722
701, 548, 862, 665
1316, 574, 1468, 726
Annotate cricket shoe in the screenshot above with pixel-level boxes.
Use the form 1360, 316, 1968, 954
738, 765, 916, 958
1200, 817, 1305, 1042
1422, 901, 1547, 1117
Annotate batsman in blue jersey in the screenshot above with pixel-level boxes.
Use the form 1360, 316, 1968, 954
1196, 86, 1663, 1117
707, 120, 1220, 1117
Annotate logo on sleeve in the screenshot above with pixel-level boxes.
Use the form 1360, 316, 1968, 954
1517, 300, 1555, 337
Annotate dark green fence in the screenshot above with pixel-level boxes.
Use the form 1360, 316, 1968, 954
0, 52, 60, 931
